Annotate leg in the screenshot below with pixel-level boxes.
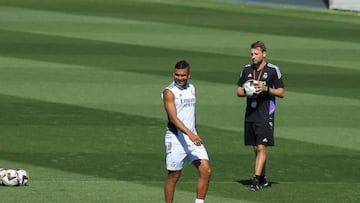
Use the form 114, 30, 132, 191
254, 144, 266, 176
193, 159, 212, 200
261, 160, 266, 177
250, 122, 273, 190
250, 144, 268, 191
164, 170, 181, 203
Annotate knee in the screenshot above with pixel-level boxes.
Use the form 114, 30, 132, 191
201, 166, 212, 179
206, 167, 212, 177
255, 145, 266, 153
167, 171, 181, 182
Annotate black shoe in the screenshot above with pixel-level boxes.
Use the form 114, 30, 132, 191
249, 178, 262, 191
260, 176, 270, 189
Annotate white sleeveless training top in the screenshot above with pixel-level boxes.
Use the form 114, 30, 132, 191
162, 81, 197, 143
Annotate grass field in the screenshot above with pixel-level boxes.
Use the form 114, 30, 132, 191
0, 0, 359, 202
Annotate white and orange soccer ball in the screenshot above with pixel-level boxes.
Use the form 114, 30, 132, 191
16, 169, 30, 186
0, 168, 30, 186
243, 79, 259, 97
0, 168, 6, 185
2, 169, 18, 186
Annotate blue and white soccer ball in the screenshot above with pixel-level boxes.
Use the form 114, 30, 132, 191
2, 169, 19, 186
16, 169, 30, 186
243, 79, 259, 97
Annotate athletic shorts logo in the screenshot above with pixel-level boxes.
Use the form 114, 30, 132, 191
262, 138, 268, 143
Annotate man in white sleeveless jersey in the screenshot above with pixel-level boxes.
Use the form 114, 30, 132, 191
162, 60, 211, 203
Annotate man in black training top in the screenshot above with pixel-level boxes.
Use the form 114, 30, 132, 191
237, 41, 285, 191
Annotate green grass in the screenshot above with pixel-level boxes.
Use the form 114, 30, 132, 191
0, 0, 359, 202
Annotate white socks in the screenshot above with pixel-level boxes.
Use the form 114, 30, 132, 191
164, 198, 204, 203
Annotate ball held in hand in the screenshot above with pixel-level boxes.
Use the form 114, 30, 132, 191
243, 79, 259, 97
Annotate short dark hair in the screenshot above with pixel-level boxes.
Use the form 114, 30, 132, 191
174, 60, 190, 70
251, 41, 267, 52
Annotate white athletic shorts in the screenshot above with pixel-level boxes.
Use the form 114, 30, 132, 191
165, 131, 209, 171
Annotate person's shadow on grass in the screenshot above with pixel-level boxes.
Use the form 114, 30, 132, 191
235, 179, 279, 188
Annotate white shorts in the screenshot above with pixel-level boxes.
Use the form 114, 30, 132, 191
165, 132, 209, 171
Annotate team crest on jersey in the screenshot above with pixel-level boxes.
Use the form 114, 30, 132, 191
263, 72, 268, 79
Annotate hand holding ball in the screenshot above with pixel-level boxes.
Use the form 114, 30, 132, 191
243, 80, 259, 97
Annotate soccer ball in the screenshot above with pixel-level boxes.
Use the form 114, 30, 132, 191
16, 169, 30, 186
243, 79, 259, 97
2, 169, 19, 186
0, 168, 6, 185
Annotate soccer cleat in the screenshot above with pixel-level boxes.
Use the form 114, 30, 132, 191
260, 177, 270, 189
249, 183, 261, 191
249, 178, 262, 191
249, 176, 270, 191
